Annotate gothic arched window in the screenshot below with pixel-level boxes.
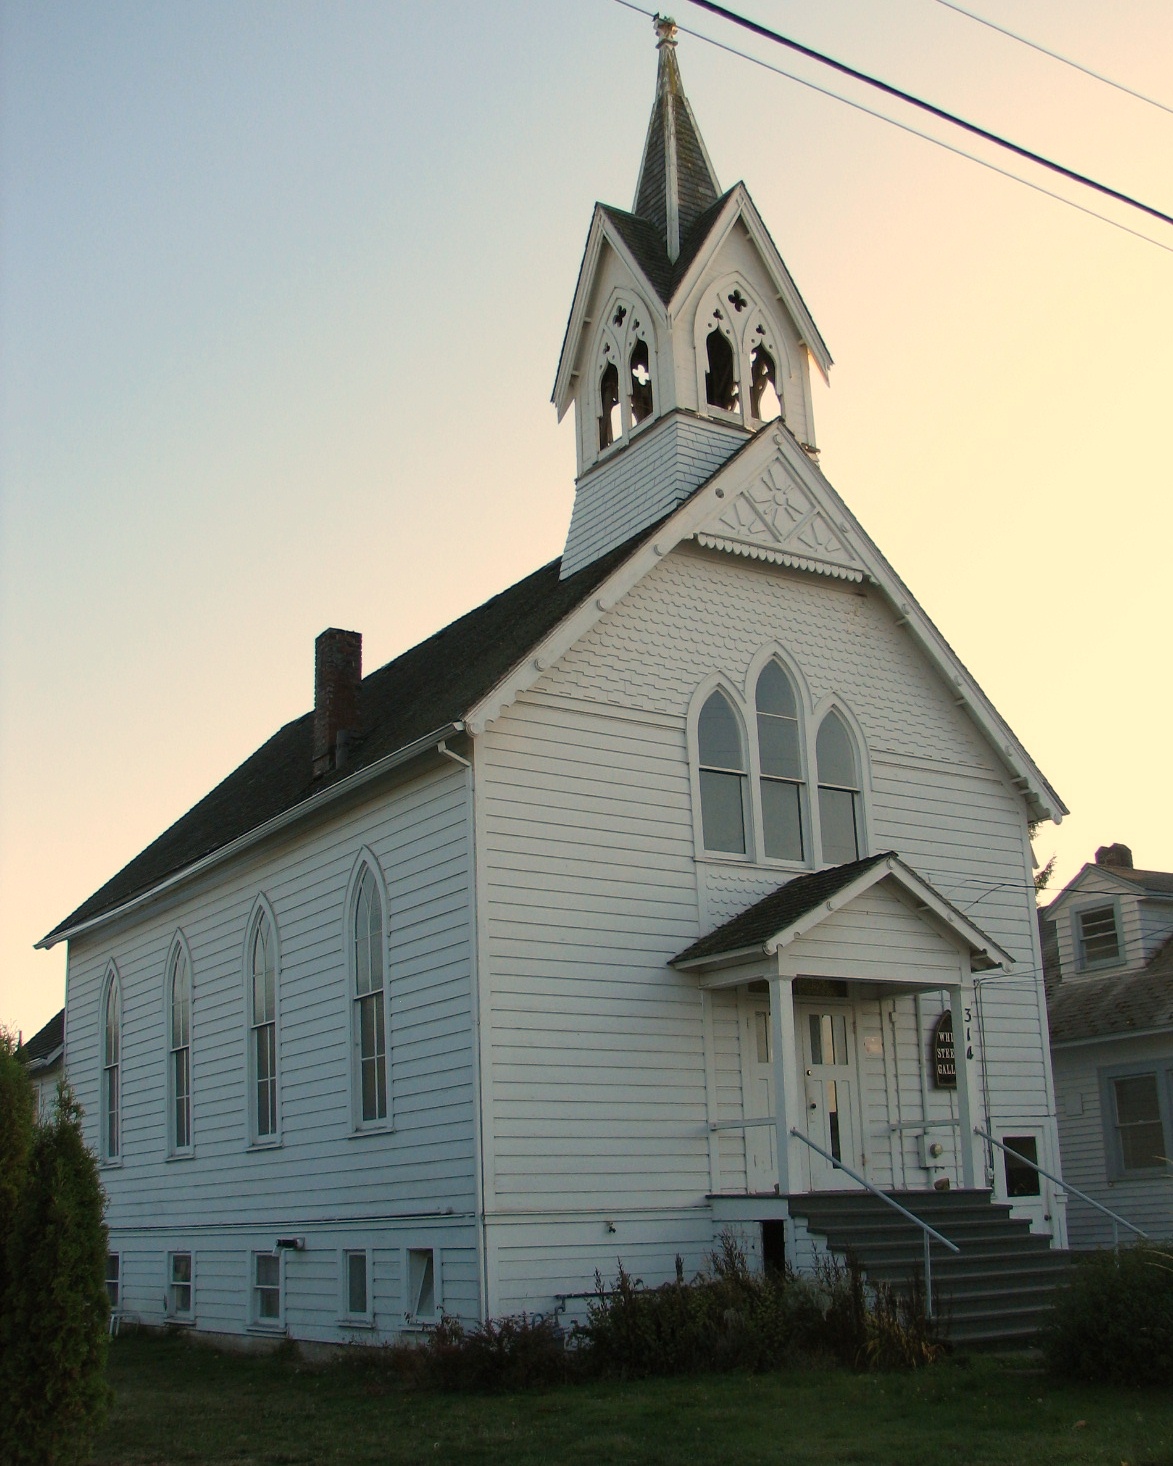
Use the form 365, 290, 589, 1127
629, 338, 653, 424
249, 907, 279, 1142
168, 941, 192, 1153
816, 711, 863, 864
352, 863, 388, 1125
705, 328, 738, 413
102, 972, 121, 1161
698, 690, 748, 854
756, 662, 804, 861
598, 360, 620, 450
750, 342, 783, 422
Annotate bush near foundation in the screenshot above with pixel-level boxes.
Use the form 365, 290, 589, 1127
1044, 1243, 1173, 1386
388, 1234, 943, 1390
0, 1058, 110, 1466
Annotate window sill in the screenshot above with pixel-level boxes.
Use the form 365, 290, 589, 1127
99, 1157, 123, 1170
247, 1139, 283, 1153
165, 1150, 196, 1163
340, 1317, 377, 1331
347, 1124, 394, 1140
695, 851, 809, 872
246, 1322, 286, 1336
164, 1316, 195, 1328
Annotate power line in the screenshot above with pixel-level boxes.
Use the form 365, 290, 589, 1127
683, 0, 1173, 230
611, 1, 1173, 255
934, 0, 1173, 119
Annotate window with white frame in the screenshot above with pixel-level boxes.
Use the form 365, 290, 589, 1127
167, 942, 192, 1154
252, 1252, 282, 1327
342, 1249, 372, 1323
249, 908, 279, 1142
1077, 904, 1122, 969
406, 1247, 438, 1322
815, 711, 863, 865
168, 1252, 193, 1319
1103, 1067, 1171, 1177
352, 864, 388, 1125
755, 662, 804, 861
105, 1253, 120, 1310
102, 972, 121, 1162
698, 690, 748, 855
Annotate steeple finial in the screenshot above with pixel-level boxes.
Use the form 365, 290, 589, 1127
633, 15, 721, 264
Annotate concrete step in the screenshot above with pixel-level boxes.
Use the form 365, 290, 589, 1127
787, 1189, 1072, 1348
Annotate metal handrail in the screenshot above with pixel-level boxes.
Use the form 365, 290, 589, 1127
791, 1128, 959, 1318
975, 1127, 1148, 1247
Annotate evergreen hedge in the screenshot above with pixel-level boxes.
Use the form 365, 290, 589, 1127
0, 1036, 110, 1466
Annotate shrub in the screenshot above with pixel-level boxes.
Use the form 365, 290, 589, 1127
576, 1234, 943, 1379
1044, 1243, 1173, 1386
0, 1030, 37, 1322
384, 1313, 573, 1392
1, 1086, 110, 1465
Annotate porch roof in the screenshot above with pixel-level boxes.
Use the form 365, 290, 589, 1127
671, 852, 1011, 974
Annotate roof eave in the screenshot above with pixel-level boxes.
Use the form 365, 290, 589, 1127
36, 722, 463, 951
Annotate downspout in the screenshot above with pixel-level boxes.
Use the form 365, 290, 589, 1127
436, 739, 490, 1323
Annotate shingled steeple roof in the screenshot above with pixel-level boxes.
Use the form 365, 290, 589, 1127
631, 16, 721, 263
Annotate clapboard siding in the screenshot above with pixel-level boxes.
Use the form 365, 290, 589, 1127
1052, 1036, 1173, 1247
65, 760, 478, 1339
478, 541, 1059, 1272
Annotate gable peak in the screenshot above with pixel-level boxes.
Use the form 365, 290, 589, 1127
632, 16, 721, 264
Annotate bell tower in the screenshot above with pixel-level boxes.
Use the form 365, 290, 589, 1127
554, 17, 832, 579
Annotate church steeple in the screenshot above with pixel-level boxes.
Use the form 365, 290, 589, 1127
632, 17, 721, 264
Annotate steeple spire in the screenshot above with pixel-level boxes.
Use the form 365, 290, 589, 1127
632, 16, 721, 263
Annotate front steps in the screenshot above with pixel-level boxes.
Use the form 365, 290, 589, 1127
786, 1189, 1071, 1348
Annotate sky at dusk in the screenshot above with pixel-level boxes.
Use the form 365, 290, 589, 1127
2, 0, 1172, 1041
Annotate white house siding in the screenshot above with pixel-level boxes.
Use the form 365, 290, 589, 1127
476, 536, 1060, 1311
64, 759, 480, 1343
1052, 1034, 1173, 1248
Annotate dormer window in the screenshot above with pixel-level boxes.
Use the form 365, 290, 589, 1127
750, 341, 783, 423
629, 339, 654, 424
705, 327, 738, 413
598, 359, 620, 450
1077, 905, 1121, 968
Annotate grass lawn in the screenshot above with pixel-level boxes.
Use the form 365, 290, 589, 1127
91, 1331, 1173, 1466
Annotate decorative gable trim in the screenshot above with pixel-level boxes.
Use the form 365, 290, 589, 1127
467, 420, 1066, 823
694, 455, 866, 582
671, 185, 832, 381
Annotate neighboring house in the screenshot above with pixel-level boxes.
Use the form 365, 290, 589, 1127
1043, 842, 1173, 1248
37, 23, 1069, 1347
18, 1007, 64, 1119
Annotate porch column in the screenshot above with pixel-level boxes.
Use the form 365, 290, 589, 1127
768, 972, 801, 1194
946, 980, 980, 1189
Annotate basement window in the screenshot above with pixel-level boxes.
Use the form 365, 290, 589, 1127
105, 1253, 120, 1311
407, 1247, 438, 1322
168, 1252, 193, 1320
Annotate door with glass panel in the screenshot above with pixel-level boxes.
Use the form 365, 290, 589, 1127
745, 1000, 778, 1192
798, 1004, 860, 1189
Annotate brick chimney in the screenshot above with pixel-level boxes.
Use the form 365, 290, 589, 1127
1095, 842, 1134, 869
313, 628, 362, 777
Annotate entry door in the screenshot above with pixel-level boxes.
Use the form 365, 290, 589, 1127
798, 1005, 860, 1190
745, 1003, 778, 1193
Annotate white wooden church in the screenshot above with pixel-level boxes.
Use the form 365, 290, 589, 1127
42, 21, 1070, 1346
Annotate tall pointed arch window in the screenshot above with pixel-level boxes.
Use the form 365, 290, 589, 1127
749, 342, 783, 422
816, 711, 863, 865
249, 909, 279, 1143
756, 662, 804, 861
352, 864, 388, 1125
705, 328, 738, 413
598, 359, 620, 450
629, 338, 654, 424
698, 690, 748, 855
102, 973, 121, 1161
168, 942, 192, 1154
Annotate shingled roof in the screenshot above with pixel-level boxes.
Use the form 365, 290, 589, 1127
1048, 934, 1173, 1045
18, 1008, 64, 1073
601, 190, 733, 305
41, 529, 653, 946
672, 855, 890, 966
